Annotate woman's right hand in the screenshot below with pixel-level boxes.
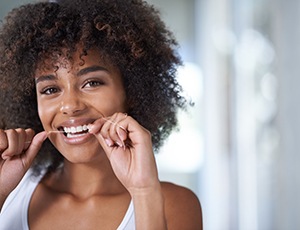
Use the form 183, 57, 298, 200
0, 129, 47, 207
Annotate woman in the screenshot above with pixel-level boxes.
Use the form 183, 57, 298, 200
0, 0, 202, 229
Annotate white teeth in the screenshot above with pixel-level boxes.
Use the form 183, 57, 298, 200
70, 127, 76, 133
63, 124, 89, 134
76, 126, 83, 132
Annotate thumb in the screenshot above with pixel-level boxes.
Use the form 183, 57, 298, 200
92, 132, 114, 158
22, 131, 48, 169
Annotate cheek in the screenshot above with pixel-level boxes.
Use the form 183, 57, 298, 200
37, 106, 47, 127
111, 85, 127, 109
92, 86, 126, 115
104, 91, 127, 114
37, 100, 54, 128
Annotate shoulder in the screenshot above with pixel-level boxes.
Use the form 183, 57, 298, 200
0, 170, 39, 228
160, 182, 203, 230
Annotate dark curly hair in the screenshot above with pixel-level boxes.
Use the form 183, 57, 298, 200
0, 0, 188, 174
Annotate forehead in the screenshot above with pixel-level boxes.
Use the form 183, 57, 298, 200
35, 48, 116, 75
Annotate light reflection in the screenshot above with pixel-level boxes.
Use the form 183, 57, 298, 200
156, 62, 203, 173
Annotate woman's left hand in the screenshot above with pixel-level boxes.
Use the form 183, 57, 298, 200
88, 112, 160, 194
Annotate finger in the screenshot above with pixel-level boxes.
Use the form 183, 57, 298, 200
21, 131, 48, 169
88, 118, 114, 147
88, 117, 106, 134
116, 115, 152, 148
108, 113, 127, 147
89, 113, 128, 149
95, 132, 113, 154
2, 129, 20, 158
0, 129, 8, 152
15, 128, 27, 154
117, 125, 128, 142
115, 112, 129, 139
2, 129, 35, 159
98, 115, 115, 146
24, 129, 35, 149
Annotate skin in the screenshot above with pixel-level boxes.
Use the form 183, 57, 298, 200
0, 49, 202, 229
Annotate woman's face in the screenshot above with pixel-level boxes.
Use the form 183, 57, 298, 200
35, 49, 127, 163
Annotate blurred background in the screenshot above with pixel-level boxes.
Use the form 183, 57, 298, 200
1, 0, 300, 229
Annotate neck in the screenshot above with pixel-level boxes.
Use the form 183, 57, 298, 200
47, 157, 127, 199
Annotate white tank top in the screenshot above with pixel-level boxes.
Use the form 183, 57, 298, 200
0, 170, 135, 230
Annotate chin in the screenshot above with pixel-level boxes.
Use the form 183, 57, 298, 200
59, 144, 106, 164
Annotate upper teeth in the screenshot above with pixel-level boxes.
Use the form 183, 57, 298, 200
64, 125, 89, 134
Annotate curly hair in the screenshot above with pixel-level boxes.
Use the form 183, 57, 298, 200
0, 0, 188, 174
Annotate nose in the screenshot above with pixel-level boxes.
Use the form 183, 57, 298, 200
59, 89, 86, 115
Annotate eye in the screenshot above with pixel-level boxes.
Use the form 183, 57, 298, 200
83, 79, 105, 88
40, 87, 60, 95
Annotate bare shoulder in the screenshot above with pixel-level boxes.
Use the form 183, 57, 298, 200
160, 182, 203, 230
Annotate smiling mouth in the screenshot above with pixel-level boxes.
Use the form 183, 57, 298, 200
59, 124, 90, 138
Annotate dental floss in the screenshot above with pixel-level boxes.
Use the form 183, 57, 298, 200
24, 131, 64, 144
99, 114, 128, 133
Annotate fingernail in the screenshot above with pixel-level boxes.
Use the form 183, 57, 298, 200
2, 154, 9, 160
88, 124, 94, 133
117, 128, 127, 141
115, 141, 124, 148
105, 138, 114, 147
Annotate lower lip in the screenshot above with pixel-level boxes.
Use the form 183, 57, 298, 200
61, 132, 94, 145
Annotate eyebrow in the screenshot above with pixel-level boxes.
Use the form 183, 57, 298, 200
35, 74, 56, 84
35, 65, 110, 84
77, 65, 109, 77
